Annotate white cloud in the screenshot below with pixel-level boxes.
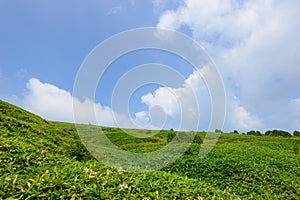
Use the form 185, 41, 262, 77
156, 0, 300, 132
142, 87, 180, 116
138, 69, 264, 132
157, 11, 181, 30
134, 111, 150, 127
230, 104, 264, 132
106, 6, 123, 16
19, 78, 177, 130
138, 69, 211, 131
20, 78, 139, 128
24, 78, 74, 122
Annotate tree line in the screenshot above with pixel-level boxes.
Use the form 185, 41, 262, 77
231, 129, 300, 137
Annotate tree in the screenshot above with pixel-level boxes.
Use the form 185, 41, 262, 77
293, 130, 300, 137
265, 129, 291, 137
247, 130, 262, 136
215, 129, 222, 133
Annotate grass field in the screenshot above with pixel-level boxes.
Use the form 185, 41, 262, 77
0, 100, 299, 199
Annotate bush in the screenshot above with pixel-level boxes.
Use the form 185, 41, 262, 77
173, 132, 193, 143
247, 130, 262, 136
293, 130, 300, 137
265, 129, 291, 137
185, 143, 201, 155
167, 131, 176, 142
193, 133, 203, 144
167, 132, 203, 144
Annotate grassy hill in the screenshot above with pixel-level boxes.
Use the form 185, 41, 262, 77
0, 100, 299, 199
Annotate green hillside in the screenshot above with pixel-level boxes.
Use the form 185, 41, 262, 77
0, 100, 299, 199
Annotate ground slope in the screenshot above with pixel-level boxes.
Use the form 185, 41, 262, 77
0, 100, 299, 199
0, 100, 234, 199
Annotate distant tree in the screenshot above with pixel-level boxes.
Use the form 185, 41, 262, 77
233, 130, 239, 134
247, 130, 262, 136
215, 129, 222, 133
265, 129, 291, 137
170, 128, 174, 132
293, 130, 300, 137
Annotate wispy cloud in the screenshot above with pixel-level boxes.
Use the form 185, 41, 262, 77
106, 6, 124, 16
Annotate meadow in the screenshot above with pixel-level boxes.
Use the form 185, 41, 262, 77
0, 100, 299, 199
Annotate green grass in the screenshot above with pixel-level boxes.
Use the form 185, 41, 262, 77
0, 100, 299, 199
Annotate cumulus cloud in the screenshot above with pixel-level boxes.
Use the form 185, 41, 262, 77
138, 69, 264, 132
20, 78, 139, 128
230, 98, 264, 132
156, 0, 300, 132
232, 106, 263, 131
138, 69, 213, 131
23, 78, 74, 122
142, 87, 180, 116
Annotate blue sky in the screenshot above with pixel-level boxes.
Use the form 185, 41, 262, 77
1, 0, 300, 133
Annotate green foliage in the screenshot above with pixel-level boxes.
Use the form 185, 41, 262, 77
167, 131, 176, 142
293, 145, 299, 154
265, 129, 291, 137
215, 129, 222, 133
193, 133, 203, 144
293, 130, 300, 137
0, 100, 299, 199
247, 130, 262, 136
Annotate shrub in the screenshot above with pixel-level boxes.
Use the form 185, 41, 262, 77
293, 130, 300, 137
173, 132, 193, 143
193, 133, 203, 144
168, 132, 202, 144
167, 131, 176, 142
247, 130, 262, 136
185, 143, 201, 155
265, 129, 291, 137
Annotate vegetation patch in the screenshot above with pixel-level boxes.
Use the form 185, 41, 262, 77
0, 100, 299, 199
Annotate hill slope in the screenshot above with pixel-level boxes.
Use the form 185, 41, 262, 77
0, 100, 233, 199
0, 100, 299, 199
